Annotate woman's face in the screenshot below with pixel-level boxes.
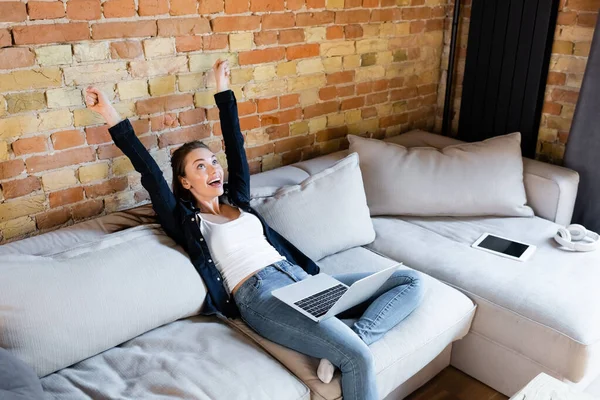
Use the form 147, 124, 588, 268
180, 147, 224, 201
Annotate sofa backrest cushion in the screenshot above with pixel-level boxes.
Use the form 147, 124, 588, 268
0, 224, 205, 377
348, 132, 534, 218
250, 153, 375, 261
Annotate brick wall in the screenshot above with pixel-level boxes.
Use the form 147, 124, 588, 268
0, 0, 447, 243
436, 0, 598, 163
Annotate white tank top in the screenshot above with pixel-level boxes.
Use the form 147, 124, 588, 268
197, 209, 285, 293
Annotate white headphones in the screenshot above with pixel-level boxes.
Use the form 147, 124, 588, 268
554, 224, 600, 252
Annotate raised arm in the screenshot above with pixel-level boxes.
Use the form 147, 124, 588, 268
213, 60, 251, 205
85, 87, 184, 245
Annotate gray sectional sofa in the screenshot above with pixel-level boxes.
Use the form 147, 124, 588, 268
2, 130, 598, 399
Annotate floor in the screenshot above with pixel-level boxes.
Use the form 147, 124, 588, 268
405, 367, 509, 400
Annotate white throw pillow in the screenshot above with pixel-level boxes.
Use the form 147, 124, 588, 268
348, 133, 534, 217
0, 225, 206, 377
250, 152, 375, 261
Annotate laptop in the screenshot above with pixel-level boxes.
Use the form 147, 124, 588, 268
271, 263, 402, 323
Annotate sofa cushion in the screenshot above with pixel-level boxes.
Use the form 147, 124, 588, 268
366, 214, 600, 383
0, 224, 205, 377
227, 246, 475, 400
250, 153, 375, 261
40, 316, 310, 400
0, 349, 44, 400
347, 133, 534, 218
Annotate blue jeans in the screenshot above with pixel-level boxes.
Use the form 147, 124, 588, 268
233, 259, 425, 400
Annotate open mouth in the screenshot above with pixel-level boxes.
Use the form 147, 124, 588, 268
208, 177, 222, 187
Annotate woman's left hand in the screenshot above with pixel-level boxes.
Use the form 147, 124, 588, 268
213, 58, 231, 93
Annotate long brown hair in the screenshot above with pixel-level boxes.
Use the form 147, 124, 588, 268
171, 141, 211, 201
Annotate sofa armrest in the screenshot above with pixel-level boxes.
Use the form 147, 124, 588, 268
522, 158, 579, 226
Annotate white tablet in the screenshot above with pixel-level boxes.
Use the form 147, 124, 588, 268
472, 233, 536, 262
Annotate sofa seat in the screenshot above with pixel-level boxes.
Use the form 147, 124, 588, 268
41, 316, 310, 400
226, 246, 475, 400
366, 214, 600, 392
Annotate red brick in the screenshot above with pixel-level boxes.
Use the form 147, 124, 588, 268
296, 11, 334, 26
274, 134, 314, 153
286, 43, 319, 60
238, 101, 257, 115
402, 7, 431, 20
0, 160, 25, 180
0, 2, 27, 22
0, 48, 35, 70
84, 177, 128, 198
410, 20, 425, 33
239, 47, 285, 65
315, 126, 347, 142
307, 0, 325, 7
102, 0, 136, 18
86, 120, 149, 144
176, 36, 203, 52
72, 199, 104, 220
543, 102, 563, 116
391, 87, 418, 100
151, 113, 179, 131
417, 83, 435, 96
425, 19, 444, 31
13, 23, 90, 45
246, 143, 274, 159
319, 86, 337, 100
304, 101, 339, 118
345, 24, 363, 38
257, 97, 278, 112
281, 148, 301, 164
366, 91, 388, 105
337, 84, 354, 97
390, 77, 403, 88
206, 108, 220, 120
26, 148, 96, 173
158, 17, 210, 36
136, 94, 194, 114
0, 29, 11, 48
225, 0, 248, 13
28, 1, 65, 20
110, 41, 143, 59
261, 108, 301, 125
335, 9, 370, 24
212, 122, 222, 136
341, 96, 364, 110
280, 94, 299, 108
138, 0, 169, 15
287, 0, 305, 10
551, 88, 580, 103
52, 130, 86, 150
371, 8, 396, 22
200, 0, 224, 13
239, 115, 260, 130
170, 0, 197, 15
67, 0, 101, 20
251, 0, 284, 11
179, 108, 207, 126
279, 29, 305, 44
380, 113, 408, 128
357, 82, 373, 94
49, 187, 84, 208
262, 12, 295, 29
327, 71, 354, 85
248, 160, 261, 174
36, 207, 71, 230
363, 0, 378, 6
567, 0, 600, 11
12, 137, 47, 156
2, 177, 41, 200
326, 26, 344, 39
159, 125, 211, 147
254, 31, 278, 46
345, 0, 361, 8
578, 13, 598, 27
92, 21, 157, 40
266, 124, 289, 140
203, 34, 228, 50
211, 16, 261, 32
547, 72, 566, 86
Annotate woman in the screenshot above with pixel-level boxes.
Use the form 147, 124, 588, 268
85, 59, 424, 400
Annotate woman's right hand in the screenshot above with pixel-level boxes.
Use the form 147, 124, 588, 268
85, 86, 121, 127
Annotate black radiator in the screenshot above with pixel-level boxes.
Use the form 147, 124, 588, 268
457, 0, 560, 158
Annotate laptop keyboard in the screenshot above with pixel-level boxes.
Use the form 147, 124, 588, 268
294, 284, 348, 318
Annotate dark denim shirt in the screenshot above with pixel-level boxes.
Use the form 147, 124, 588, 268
108, 90, 320, 319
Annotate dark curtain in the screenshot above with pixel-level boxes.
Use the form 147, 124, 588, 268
563, 17, 600, 231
